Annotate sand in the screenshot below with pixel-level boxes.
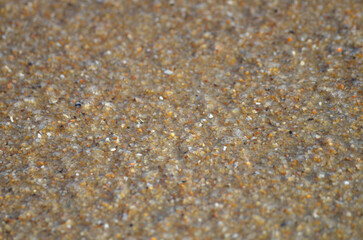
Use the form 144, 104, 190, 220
0, 0, 362, 239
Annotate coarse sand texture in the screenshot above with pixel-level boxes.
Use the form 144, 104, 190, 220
0, 0, 362, 239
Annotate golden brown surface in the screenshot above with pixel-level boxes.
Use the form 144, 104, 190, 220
0, 0, 362, 239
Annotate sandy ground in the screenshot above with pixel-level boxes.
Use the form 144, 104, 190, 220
0, 0, 362, 239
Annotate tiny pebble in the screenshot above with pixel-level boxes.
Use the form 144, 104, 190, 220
164, 70, 174, 75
